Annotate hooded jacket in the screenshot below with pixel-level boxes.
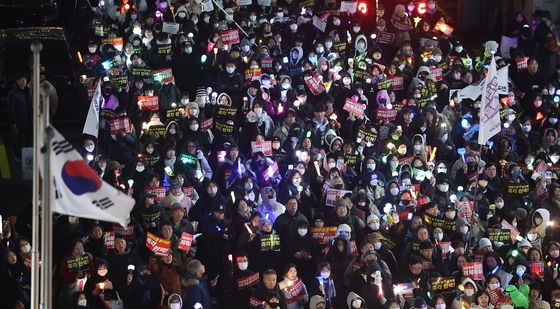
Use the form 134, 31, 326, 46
256, 187, 286, 223
346, 291, 365, 308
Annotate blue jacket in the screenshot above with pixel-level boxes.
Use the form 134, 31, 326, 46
183, 273, 211, 309
7, 86, 32, 129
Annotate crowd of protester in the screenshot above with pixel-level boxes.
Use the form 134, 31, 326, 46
3, 0, 560, 308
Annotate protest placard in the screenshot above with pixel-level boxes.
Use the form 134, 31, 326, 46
430, 277, 455, 294
325, 189, 352, 206
146, 232, 171, 256
101, 37, 124, 51
488, 228, 511, 242
144, 186, 167, 201
376, 31, 395, 45
310, 226, 338, 244
67, 255, 90, 272
462, 262, 484, 280
137, 96, 159, 110
178, 232, 193, 251
200, 118, 214, 131
162, 22, 180, 34
304, 75, 326, 95
220, 30, 240, 44
343, 98, 366, 116
423, 214, 456, 231
391, 76, 404, 90
433, 21, 454, 38
285, 279, 305, 303
108, 118, 131, 135
376, 108, 398, 121
260, 234, 281, 251
339, 1, 357, 13
104, 231, 115, 249
131, 68, 152, 78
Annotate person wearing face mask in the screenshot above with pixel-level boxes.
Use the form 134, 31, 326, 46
276, 263, 309, 309
451, 278, 478, 309
216, 60, 244, 103
128, 157, 152, 200
378, 181, 401, 210
454, 217, 475, 249
432, 176, 454, 210
515, 117, 542, 159
83, 260, 114, 309
367, 233, 398, 275
308, 262, 340, 309
250, 269, 288, 309
224, 253, 257, 308
173, 40, 203, 99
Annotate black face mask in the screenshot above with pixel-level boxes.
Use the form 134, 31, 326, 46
402, 199, 411, 206
334, 184, 344, 189
268, 302, 279, 308
140, 274, 151, 281
466, 161, 477, 170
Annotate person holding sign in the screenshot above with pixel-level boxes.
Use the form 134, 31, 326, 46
57, 240, 94, 306
106, 107, 137, 163
278, 263, 309, 309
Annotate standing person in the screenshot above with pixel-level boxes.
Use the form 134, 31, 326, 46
183, 259, 216, 309
7, 74, 32, 154
278, 263, 309, 309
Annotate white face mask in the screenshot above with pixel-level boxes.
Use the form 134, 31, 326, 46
353, 26, 361, 33
204, 16, 210, 23
455, 46, 463, 53
316, 47, 324, 54
373, 242, 382, 250
226, 67, 235, 74
550, 118, 558, 125
88, 47, 97, 53
445, 211, 456, 219
369, 223, 380, 230
522, 125, 531, 133
85, 145, 95, 152
290, 24, 298, 31
527, 233, 537, 241
169, 304, 181, 309
433, 55, 442, 62
357, 42, 365, 50
464, 288, 474, 297
238, 262, 249, 271
185, 47, 193, 54
489, 283, 500, 290
434, 233, 443, 241
438, 184, 449, 193
507, 114, 515, 122
352, 299, 362, 308
343, 78, 352, 85
321, 271, 330, 279
459, 226, 469, 235
190, 124, 199, 131
208, 187, 217, 195
242, 45, 251, 53
136, 165, 145, 172
333, 19, 341, 26
495, 201, 504, 209
325, 41, 333, 48
390, 187, 400, 196
170, 128, 178, 135
435, 304, 446, 309
437, 167, 447, 174
78, 299, 87, 307
420, 126, 427, 132
277, 12, 284, 18
402, 178, 411, 185
282, 82, 291, 89
367, 163, 375, 170
298, 228, 308, 236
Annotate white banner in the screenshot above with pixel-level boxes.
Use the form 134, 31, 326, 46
478, 57, 501, 145
82, 80, 101, 138
45, 127, 134, 226
458, 66, 508, 100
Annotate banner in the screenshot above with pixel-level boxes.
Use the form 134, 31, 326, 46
488, 228, 511, 242
462, 262, 484, 280
108, 118, 131, 135
83, 80, 101, 138
376, 108, 398, 121
137, 96, 159, 110
131, 68, 152, 78
489, 288, 506, 305
325, 188, 352, 206
376, 79, 393, 90
109, 75, 128, 88
43, 127, 134, 226
217, 106, 238, 117
516, 57, 528, 70
430, 67, 443, 81
67, 254, 90, 272
501, 219, 520, 243
104, 231, 115, 249
162, 22, 180, 34
186, 117, 208, 132
304, 75, 326, 95
430, 277, 455, 294
237, 272, 260, 290
343, 98, 366, 116
285, 279, 305, 303
357, 129, 378, 143
478, 57, 501, 145
245, 68, 262, 83
528, 261, 544, 277
506, 184, 530, 195
152, 68, 173, 83
423, 214, 456, 231
101, 37, 123, 51
457, 200, 474, 223
144, 186, 167, 201
391, 76, 404, 90
146, 232, 171, 256
376, 31, 395, 45
178, 232, 193, 251
310, 226, 338, 244
261, 57, 273, 69
260, 234, 281, 251
215, 121, 235, 134
220, 30, 240, 44
251, 141, 272, 156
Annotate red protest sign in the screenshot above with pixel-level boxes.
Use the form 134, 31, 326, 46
200, 117, 214, 131
104, 231, 115, 249
516, 57, 528, 70
144, 186, 167, 201
310, 226, 338, 244
391, 76, 404, 90
430, 67, 443, 81
146, 232, 172, 256
108, 118, 131, 135
237, 272, 260, 290
349, 240, 358, 255
137, 96, 159, 110
181, 186, 196, 199
101, 37, 124, 51
434, 21, 453, 38
285, 279, 305, 303
178, 232, 193, 251
439, 241, 452, 258
245, 68, 262, 83
220, 30, 240, 44
261, 57, 273, 69
528, 261, 544, 277
489, 288, 506, 305
325, 188, 352, 206
304, 75, 326, 95
376, 108, 398, 121
457, 200, 474, 223
251, 141, 272, 156
462, 262, 483, 280
343, 98, 366, 116
376, 31, 395, 45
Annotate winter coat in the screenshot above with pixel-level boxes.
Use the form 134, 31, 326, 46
183, 273, 211, 309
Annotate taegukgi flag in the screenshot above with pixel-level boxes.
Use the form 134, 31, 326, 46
478, 57, 501, 145
45, 126, 134, 226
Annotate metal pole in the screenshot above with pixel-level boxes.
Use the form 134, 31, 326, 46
30, 39, 42, 309
40, 90, 52, 309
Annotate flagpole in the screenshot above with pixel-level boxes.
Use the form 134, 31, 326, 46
40, 87, 53, 309
30, 39, 42, 309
